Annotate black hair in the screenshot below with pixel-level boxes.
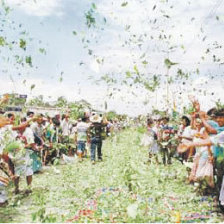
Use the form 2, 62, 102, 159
147, 118, 153, 125
162, 117, 169, 122
207, 107, 217, 116
27, 111, 34, 117
21, 117, 27, 123
7, 113, 14, 119
81, 117, 87, 122
52, 117, 60, 126
181, 115, 190, 126
214, 108, 224, 117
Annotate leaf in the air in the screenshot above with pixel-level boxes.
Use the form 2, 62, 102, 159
92, 3, 97, 9
0, 36, 6, 46
72, 31, 77, 35
39, 48, 46, 54
126, 71, 132, 78
30, 84, 35, 91
164, 58, 178, 69
163, 15, 170, 18
121, 2, 128, 7
25, 56, 32, 67
19, 39, 26, 50
133, 65, 139, 75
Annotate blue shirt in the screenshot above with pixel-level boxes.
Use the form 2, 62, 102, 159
208, 120, 224, 158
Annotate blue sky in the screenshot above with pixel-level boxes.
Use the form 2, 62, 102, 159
0, 0, 224, 116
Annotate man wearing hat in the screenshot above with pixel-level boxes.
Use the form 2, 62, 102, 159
89, 114, 107, 164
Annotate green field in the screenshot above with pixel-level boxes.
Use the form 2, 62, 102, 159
1, 128, 223, 223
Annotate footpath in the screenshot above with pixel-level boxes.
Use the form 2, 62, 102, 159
0, 128, 223, 223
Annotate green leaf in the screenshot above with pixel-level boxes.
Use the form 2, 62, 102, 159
163, 15, 170, 18
92, 3, 97, 9
0, 36, 6, 46
19, 39, 26, 50
39, 48, 46, 54
72, 31, 77, 35
164, 58, 178, 69
126, 71, 132, 78
25, 56, 32, 66
121, 2, 128, 7
196, 68, 199, 74
133, 65, 139, 75
30, 84, 35, 91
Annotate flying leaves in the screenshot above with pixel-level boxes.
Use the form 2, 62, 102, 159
25, 56, 32, 67
19, 39, 26, 50
0, 36, 6, 46
59, 71, 64, 82
30, 84, 35, 91
164, 58, 178, 69
92, 3, 97, 9
121, 2, 128, 7
72, 31, 77, 35
85, 9, 96, 28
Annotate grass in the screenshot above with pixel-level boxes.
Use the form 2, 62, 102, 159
0, 128, 224, 223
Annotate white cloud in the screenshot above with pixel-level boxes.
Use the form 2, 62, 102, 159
6, 0, 63, 17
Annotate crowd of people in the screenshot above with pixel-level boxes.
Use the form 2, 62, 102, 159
1, 93, 224, 213
143, 95, 224, 211
0, 94, 126, 206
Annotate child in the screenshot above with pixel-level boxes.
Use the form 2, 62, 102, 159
147, 119, 160, 164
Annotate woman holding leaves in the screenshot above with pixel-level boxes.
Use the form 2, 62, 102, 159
177, 115, 194, 162
180, 113, 214, 189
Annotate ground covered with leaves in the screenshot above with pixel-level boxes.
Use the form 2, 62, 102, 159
1, 128, 224, 223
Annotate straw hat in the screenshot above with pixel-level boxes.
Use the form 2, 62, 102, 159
90, 114, 102, 123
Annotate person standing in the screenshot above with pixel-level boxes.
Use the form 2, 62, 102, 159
89, 114, 107, 164
75, 117, 89, 160
61, 114, 71, 144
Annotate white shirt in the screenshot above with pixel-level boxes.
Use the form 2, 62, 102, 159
23, 127, 35, 145
61, 119, 70, 136
31, 122, 43, 137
